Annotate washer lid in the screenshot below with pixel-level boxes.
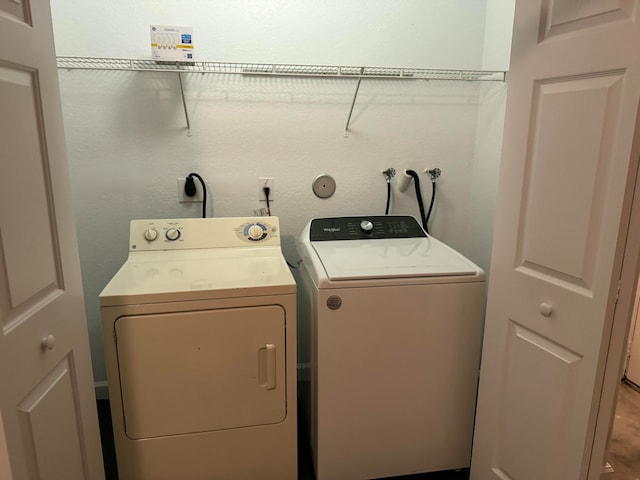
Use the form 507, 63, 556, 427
311, 236, 479, 280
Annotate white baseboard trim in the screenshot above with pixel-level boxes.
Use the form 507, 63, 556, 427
94, 381, 109, 400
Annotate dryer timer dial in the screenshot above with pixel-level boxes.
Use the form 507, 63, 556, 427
241, 222, 268, 242
247, 224, 264, 240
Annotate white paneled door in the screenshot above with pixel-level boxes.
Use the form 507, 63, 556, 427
0, 1, 104, 479
472, 1, 640, 480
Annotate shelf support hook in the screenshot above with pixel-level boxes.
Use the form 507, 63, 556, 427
177, 71, 192, 135
344, 67, 364, 137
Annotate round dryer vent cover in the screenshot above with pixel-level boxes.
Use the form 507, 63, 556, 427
312, 174, 336, 198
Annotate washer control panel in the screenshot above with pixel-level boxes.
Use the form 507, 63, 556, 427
310, 215, 426, 241
129, 217, 281, 251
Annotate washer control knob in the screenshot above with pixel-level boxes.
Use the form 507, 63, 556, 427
144, 229, 158, 241
247, 224, 264, 241
360, 220, 374, 232
165, 228, 181, 241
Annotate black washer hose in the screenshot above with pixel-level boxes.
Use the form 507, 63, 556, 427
405, 169, 428, 234
385, 180, 391, 215
187, 172, 207, 218
426, 179, 436, 230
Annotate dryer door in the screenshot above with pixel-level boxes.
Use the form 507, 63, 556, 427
114, 305, 287, 439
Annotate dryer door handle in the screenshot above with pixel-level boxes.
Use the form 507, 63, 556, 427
258, 343, 277, 390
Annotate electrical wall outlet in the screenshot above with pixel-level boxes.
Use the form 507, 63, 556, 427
177, 178, 204, 203
258, 177, 275, 202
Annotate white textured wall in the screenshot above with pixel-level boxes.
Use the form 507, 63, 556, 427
51, 0, 487, 68
51, 0, 514, 390
465, 84, 508, 276
482, 0, 516, 71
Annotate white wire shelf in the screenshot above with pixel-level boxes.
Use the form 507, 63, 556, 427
56, 56, 506, 134
56, 56, 506, 82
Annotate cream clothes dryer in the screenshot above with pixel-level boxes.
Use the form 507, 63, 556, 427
100, 217, 296, 480
296, 215, 485, 480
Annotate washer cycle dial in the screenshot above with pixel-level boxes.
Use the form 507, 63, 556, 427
165, 228, 181, 241
360, 220, 374, 232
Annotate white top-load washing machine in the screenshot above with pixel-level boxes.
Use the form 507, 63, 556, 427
100, 217, 297, 480
296, 215, 486, 480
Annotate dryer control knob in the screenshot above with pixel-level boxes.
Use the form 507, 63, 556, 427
144, 229, 158, 241
360, 220, 374, 232
165, 228, 181, 241
247, 224, 264, 241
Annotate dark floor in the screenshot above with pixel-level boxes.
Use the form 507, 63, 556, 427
603, 380, 640, 480
97, 400, 117, 480
96, 400, 469, 480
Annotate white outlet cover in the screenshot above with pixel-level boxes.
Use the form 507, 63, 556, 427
177, 178, 203, 203
258, 177, 275, 202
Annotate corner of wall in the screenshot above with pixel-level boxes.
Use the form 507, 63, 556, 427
481, 0, 516, 71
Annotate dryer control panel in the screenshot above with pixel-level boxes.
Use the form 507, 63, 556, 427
310, 215, 427, 241
129, 217, 282, 251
